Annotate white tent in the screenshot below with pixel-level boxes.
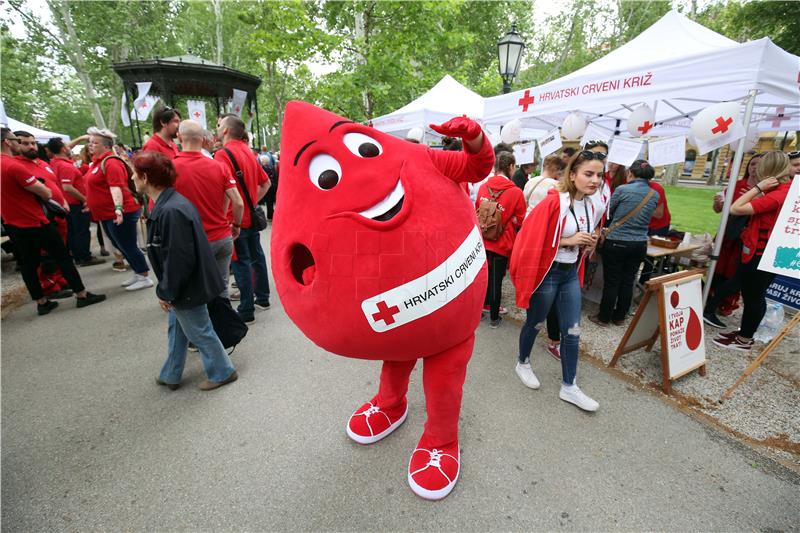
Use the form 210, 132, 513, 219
483, 10, 800, 138
371, 75, 486, 141
6, 117, 71, 143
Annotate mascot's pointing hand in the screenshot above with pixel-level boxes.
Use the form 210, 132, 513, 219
430, 115, 485, 151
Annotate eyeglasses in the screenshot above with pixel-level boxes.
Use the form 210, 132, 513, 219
577, 150, 607, 161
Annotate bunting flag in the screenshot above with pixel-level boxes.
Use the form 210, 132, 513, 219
231, 88, 247, 118
0, 98, 7, 127
120, 92, 131, 127
187, 100, 207, 129
131, 95, 158, 122
246, 98, 255, 132
133, 82, 152, 109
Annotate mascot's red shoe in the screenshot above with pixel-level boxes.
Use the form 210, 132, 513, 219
408, 440, 460, 500
346, 398, 408, 445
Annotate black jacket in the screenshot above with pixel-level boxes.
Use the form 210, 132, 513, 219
146, 188, 224, 309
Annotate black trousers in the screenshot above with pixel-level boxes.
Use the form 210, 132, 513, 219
485, 250, 508, 321
67, 204, 92, 262
599, 240, 647, 322
7, 222, 85, 300
707, 257, 775, 338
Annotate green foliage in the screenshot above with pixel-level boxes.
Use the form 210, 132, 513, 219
663, 185, 720, 235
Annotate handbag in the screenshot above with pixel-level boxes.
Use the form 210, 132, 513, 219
40, 198, 68, 220
207, 296, 249, 350
599, 189, 655, 249
223, 148, 268, 231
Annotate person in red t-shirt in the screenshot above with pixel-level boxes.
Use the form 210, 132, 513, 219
475, 151, 525, 328
85, 128, 153, 291
141, 106, 180, 160
174, 119, 244, 298
0, 128, 106, 315
47, 137, 105, 266
647, 180, 671, 236
214, 115, 271, 323
706, 152, 793, 351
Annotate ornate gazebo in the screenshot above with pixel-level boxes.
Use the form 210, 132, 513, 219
112, 53, 263, 147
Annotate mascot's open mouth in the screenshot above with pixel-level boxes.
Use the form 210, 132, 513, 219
358, 180, 404, 222
289, 243, 316, 286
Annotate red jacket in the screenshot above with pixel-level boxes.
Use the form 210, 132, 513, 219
510, 190, 599, 309
475, 175, 525, 257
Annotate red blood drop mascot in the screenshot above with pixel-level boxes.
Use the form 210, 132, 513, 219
271, 102, 494, 500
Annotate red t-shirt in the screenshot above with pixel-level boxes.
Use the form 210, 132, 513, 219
34, 159, 67, 207
174, 151, 237, 242
141, 134, 179, 160
648, 181, 671, 231
214, 140, 269, 229
50, 157, 86, 205
85, 151, 140, 221
741, 182, 791, 264
0, 154, 50, 228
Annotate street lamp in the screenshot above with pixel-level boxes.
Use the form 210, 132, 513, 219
497, 24, 526, 94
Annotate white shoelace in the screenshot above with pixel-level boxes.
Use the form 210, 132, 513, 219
410, 448, 458, 484
353, 403, 391, 436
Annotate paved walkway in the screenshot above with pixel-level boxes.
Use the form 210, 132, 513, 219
2, 231, 798, 531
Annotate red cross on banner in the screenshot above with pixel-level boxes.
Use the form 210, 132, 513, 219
770, 106, 789, 128
193, 111, 201, 118
518, 90, 535, 112
637, 121, 653, 134
711, 116, 733, 134
372, 301, 400, 325
141, 102, 148, 109
234, 106, 241, 113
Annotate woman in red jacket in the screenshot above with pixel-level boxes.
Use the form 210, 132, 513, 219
475, 151, 526, 328
510, 150, 603, 411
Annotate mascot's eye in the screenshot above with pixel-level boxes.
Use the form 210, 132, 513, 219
308, 153, 342, 190
343, 132, 383, 158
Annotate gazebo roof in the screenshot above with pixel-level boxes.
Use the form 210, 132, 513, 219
112, 53, 262, 100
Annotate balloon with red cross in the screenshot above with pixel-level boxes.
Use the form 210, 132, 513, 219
690, 101, 741, 142
626, 104, 655, 137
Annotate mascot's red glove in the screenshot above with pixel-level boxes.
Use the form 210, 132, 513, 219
430, 115, 483, 141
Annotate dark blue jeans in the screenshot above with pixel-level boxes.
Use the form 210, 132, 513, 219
518, 263, 582, 385
231, 226, 270, 316
67, 204, 92, 262
101, 209, 149, 274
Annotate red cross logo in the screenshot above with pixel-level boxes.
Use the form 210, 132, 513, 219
518, 90, 535, 112
711, 116, 733, 134
372, 301, 400, 326
193, 111, 201, 118
234, 105, 241, 113
770, 106, 789, 128
141, 102, 148, 109
637, 121, 653, 134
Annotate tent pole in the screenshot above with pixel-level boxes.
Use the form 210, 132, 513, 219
130, 86, 143, 148
253, 93, 262, 149
123, 84, 136, 147
702, 89, 758, 306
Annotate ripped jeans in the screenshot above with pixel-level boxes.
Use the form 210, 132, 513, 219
518, 262, 582, 385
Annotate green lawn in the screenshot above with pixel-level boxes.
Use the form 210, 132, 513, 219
662, 185, 722, 236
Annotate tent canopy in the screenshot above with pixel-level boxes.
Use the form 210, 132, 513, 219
371, 75, 486, 140
483, 10, 800, 138
6, 117, 71, 143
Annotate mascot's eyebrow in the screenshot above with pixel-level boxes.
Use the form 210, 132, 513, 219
329, 120, 354, 132
293, 140, 316, 166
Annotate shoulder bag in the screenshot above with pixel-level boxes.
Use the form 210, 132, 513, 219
223, 148, 268, 231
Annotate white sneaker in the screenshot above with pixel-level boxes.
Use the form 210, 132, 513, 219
515, 362, 540, 389
125, 276, 154, 291
559, 383, 599, 412
120, 275, 138, 287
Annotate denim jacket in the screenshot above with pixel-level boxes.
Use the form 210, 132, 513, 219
607, 179, 659, 242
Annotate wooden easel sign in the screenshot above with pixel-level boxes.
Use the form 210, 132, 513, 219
609, 269, 707, 393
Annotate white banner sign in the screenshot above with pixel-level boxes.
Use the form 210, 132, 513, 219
647, 135, 686, 167
131, 95, 158, 122
537, 128, 562, 158
758, 175, 800, 279
513, 141, 536, 165
695, 120, 744, 155
231, 89, 247, 118
120, 92, 131, 127
0, 98, 7, 126
580, 122, 611, 148
187, 100, 207, 129
608, 137, 644, 167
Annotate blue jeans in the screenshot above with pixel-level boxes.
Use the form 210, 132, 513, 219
102, 209, 149, 274
67, 204, 92, 262
231, 227, 270, 316
160, 305, 236, 384
518, 263, 582, 385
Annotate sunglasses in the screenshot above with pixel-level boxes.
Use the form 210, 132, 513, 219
584, 140, 608, 150
577, 150, 607, 161
788, 151, 800, 159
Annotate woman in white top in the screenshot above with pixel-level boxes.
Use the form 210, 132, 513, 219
524, 154, 566, 213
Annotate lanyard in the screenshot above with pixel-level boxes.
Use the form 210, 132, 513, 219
569, 200, 590, 234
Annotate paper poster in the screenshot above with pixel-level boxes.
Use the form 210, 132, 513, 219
647, 135, 686, 166
537, 128, 562, 158
580, 122, 611, 148
695, 120, 745, 155
758, 176, 800, 279
231, 88, 247, 118
513, 141, 536, 165
607, 137, 644, 167
662, 275, 706, 379
187, 100, 208, 129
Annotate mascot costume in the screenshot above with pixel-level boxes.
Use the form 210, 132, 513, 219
271, 101, 494, 500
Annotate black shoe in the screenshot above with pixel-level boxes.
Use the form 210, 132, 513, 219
156, 378, 180, 391
76, 292, 107, 308
37, 300, 58, 315
49, 289, 74, 299
255, 300, 271, 310
703, 312, 725, 329
100, 249, 110, 257
238, 312, 255, 324
77, 256, 106, 267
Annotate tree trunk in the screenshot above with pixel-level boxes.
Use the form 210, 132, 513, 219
213, 0, 224, 64
663, 163, 680, 186
706, 149, 719, 186
48, 0, 106, 129
354, 2, 374, 119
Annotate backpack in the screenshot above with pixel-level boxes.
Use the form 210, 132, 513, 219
476, 187, 505, 241
100, 155, 143, 204
207, 296, 249, 351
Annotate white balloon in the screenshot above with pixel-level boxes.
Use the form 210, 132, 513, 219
627, 104, 655, 137
729, 128, 758, 153
500, 119, 522, 144
561, 112, 587, 140
691, 101, 741, 142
